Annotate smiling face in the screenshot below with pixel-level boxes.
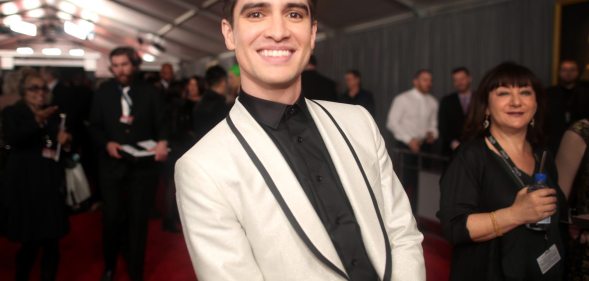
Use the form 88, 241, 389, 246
487, 85, 537, 134
221, 0, 317, 94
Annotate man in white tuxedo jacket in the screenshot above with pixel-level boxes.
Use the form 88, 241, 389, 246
175, 0, 425, 280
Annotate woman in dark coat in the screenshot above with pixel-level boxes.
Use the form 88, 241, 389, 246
2, 73, 71, 281
437, 62, 566, 281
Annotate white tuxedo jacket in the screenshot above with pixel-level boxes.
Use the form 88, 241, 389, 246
175, 99, 425, 281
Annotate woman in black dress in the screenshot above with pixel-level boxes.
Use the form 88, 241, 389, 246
2, 73, 71, 281
437, 62, 566, 281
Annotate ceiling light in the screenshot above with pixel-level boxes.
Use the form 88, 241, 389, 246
28, 8, 45, 18
147, 45, 161, 56
1, 2, 18, 15
57, 11, 73, 20
42, 48, 62, 56
58, 1, 77, 14
45, 0, 56, 4
23, 0, 42, 10
3, 15, 22, 26
69, 48, 85, 56
64, 21, 94, 40
142, 53, 155, 62
10, 21, 37, 36
16, 47, 34, 55
81, 10, 99, 22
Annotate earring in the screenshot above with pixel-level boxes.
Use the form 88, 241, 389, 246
530, 118, 535, 128
483, 115, 490, 129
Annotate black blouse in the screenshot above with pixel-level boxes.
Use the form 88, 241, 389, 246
437, 137, 565, 281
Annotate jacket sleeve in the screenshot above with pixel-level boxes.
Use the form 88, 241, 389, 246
175, 156, 265, 281
364, 108, 426, 281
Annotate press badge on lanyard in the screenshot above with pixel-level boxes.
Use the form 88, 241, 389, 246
537, 244, 561, 274
119, 86, 134, 125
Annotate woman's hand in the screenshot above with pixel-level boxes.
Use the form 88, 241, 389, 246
509, 187, 557, 225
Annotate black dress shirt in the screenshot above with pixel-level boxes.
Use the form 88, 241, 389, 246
239, 90, 379, 281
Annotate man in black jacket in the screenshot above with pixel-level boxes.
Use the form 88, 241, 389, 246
301, 55, 338, 101
438, 67, 472, 156
193, 65, 230, 141
89, 46, 168, 281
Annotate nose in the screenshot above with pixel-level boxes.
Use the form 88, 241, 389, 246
509, 91, 522, 107
264, 14, 290, 41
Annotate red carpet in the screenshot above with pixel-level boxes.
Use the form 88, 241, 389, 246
0, 211, 450, 281
0, 211, 196, 281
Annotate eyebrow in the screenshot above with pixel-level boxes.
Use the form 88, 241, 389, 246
239, 2, 310, 15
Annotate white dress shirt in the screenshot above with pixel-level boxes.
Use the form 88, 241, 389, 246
386, 88, 439, 145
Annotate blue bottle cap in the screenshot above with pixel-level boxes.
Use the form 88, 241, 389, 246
534, 173, 547, 184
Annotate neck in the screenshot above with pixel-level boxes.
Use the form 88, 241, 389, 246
241, 76, 301, 105
348, 86, 360, 97
415, 88, 427, 95
489, 125, 529, 153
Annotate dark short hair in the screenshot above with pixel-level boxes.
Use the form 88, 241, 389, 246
205, 65, 228, 88
463, 62, 546, 145
109, 46, 141, 67
223, 0, 317, 24
414, 69, 431, 79
346, 69, 361, 79
451, 67, 470, 76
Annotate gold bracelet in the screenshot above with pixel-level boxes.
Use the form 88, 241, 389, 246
489, 211, 503, 237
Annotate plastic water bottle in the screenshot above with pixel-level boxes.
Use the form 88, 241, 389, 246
526, 172, 551, 231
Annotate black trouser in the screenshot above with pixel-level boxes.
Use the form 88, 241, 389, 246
99, 157, 157, 281
15, 239, 59, 281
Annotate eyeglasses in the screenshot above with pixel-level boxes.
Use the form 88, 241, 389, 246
26, 85, 49, 93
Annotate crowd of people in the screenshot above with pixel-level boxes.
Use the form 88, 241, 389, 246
0, 2, 587, 280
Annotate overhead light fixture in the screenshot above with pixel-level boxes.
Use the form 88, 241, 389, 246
23, 0, 42, 10
147, 45, 161, 56
27, 8, 45, 18
16, 47, 34, 55
57, 11, 73, 20
64, 21, 94, 40
142, 53, 155, 62
58, 1, 77, 14
3, 15, 22, 26
69, 48, 85, 56
42, 48, 62, 56
10, 21, 37, 36
45, 0, 56, 4
1, 2, 18, 15
81, 10, 99, 22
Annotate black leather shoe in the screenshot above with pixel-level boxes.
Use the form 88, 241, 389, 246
100, 270, 114, 281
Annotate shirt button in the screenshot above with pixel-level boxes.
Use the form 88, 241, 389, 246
351, 259, 358, 267
316, 175, 323, 182
288, 107, 297, 115
336, 217, 342, 225
297, 136, 303, 143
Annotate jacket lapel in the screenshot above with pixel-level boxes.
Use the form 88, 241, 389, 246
228, 101, 348, 277
306, 100, 389, 280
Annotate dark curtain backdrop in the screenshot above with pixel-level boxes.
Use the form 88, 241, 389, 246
313, 0, 554, 134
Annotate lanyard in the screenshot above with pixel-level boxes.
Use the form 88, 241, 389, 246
486, 133, 527, 188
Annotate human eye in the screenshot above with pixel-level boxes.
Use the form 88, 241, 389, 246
246, 10, 264, 19
520, 90, 534, 96
287, 11, 304, 19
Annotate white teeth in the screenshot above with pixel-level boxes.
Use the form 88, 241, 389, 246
260, 50, 291, 57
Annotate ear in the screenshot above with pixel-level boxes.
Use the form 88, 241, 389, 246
221, 19, 236, 51
310, 20, 318, 50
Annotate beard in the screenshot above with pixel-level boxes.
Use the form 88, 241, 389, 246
116, 73, 133, 85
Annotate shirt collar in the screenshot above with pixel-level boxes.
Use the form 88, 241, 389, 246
238, 89, 307, 130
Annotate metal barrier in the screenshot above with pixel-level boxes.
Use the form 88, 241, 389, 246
390, 148, 450, 222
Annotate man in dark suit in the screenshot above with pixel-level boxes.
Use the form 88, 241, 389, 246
546, 59, 589, 153
301, 55, 338, 101
339, 69, 375, 116
193, 65, 230, 141
89, 46, 168, 281
438, 67, 472, 156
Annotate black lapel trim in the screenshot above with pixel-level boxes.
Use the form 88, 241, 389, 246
226, 116, 350, 280
310, 100, 393, 281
